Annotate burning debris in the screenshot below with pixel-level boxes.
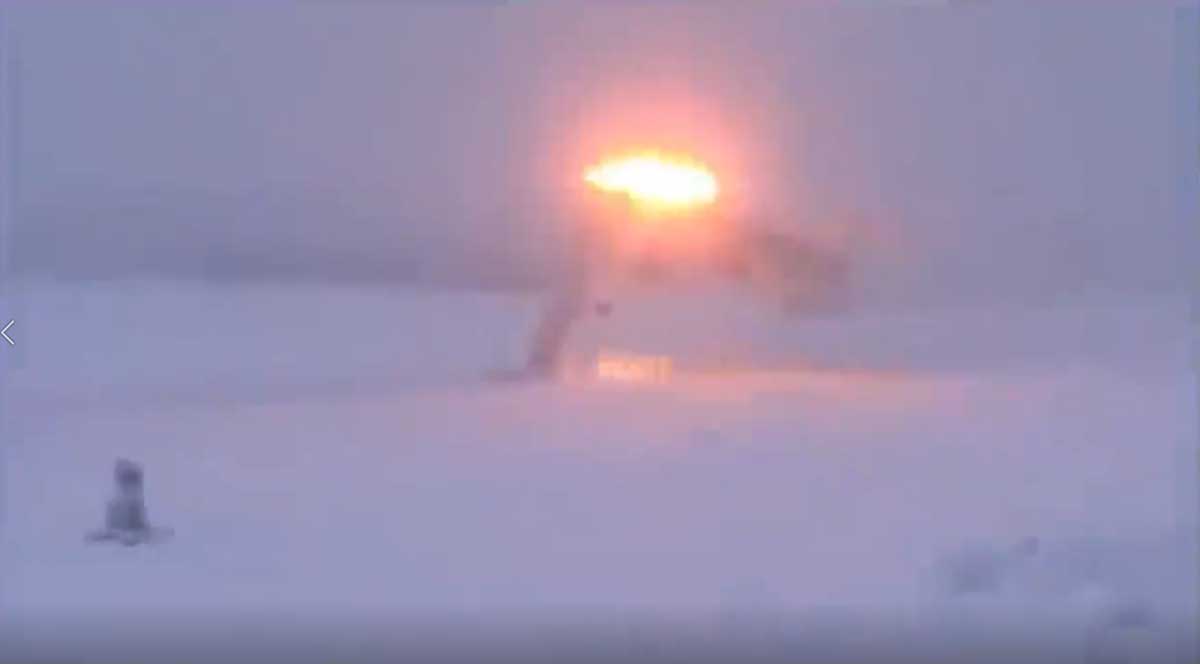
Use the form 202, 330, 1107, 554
594, 350, 673, 384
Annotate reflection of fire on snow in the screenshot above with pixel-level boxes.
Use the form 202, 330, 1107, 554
594, 350, 673, 384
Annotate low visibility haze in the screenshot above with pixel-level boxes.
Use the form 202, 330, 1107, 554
2, 5, 1198, 661
6, 2, 1195, 309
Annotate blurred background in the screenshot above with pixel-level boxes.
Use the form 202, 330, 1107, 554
0, 5, 1197, 662
4, 1, 1193, 311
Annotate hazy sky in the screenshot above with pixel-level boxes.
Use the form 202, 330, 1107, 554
6, 2, 1195, 306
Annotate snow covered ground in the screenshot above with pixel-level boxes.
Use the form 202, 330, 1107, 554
1, 280, 1196, 662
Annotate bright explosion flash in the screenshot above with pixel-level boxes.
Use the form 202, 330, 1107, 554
584, 152, 719, 210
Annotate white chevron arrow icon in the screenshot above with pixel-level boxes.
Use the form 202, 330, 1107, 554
1, 320, 13, 346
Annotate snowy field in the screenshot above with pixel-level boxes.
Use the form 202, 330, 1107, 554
1, 280, 1196, 662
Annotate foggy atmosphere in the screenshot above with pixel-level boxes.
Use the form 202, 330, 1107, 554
0, 2, 1196, 663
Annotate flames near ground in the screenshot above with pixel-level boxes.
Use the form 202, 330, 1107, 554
525, 148, 852, 378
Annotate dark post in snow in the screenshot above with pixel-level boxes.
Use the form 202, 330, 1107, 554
108, 458, 148, 532
86, 458, 171, 545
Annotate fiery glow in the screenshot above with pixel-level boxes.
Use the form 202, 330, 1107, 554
584, 152, 718, 210
594, 350, 673, 384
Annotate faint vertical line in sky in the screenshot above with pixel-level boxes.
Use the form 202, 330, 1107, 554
0, 6, 23, 377
0, 5, 11, 591
1175, 7, 1200, 370
1185, 6, 1200, 340
0, 6, 19, 287
1174, 8, 1200, 664
0, 8, 11, 288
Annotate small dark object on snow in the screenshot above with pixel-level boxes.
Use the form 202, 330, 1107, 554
85, 458, 172, 546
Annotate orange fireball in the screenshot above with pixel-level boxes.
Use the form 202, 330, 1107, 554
584, 152, 718, 211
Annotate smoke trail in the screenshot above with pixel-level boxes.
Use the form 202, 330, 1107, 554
523, 219, 854, 374
525, 222, 594, 376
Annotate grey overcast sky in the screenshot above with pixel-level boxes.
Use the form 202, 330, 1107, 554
5, 2, 1196, 305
